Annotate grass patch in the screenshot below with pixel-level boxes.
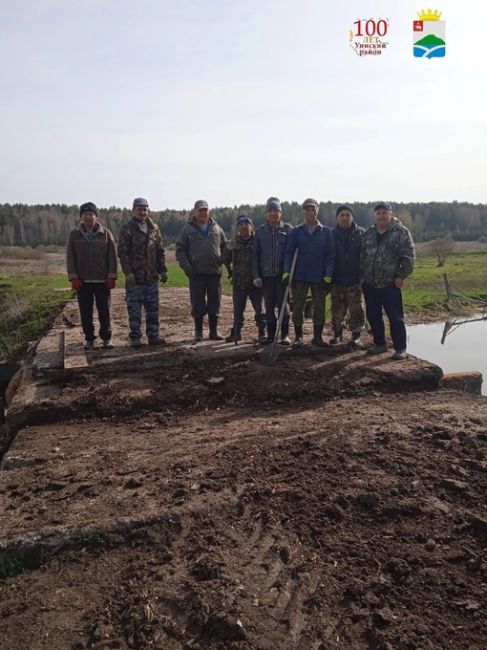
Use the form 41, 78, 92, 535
404, 251, 487, 312
0, 554, 26, 583
0, 276, 69, 361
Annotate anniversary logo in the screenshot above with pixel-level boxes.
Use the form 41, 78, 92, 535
349, 18, 390, 57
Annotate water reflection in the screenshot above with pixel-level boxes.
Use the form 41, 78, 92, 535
407, 314, 487, 396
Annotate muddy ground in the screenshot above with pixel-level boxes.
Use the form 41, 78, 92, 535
0, 289, 486, 650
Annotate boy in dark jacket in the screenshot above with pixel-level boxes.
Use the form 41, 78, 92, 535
283, 198, 335, 347
330, 204, 365, 346
66, 202, 117, 350
223, 215, 266, 343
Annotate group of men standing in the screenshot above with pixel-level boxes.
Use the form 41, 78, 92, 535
66, 196, 415, 360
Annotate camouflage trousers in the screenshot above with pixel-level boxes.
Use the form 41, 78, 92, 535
125, 281, 160, 341
331, 284, 365, 335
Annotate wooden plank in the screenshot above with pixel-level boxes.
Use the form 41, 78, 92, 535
64, 327, 89, 369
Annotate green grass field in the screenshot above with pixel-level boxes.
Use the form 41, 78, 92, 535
0, 251, 485, 360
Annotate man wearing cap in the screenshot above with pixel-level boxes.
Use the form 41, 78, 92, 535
117, 197, 167, 347
66, 202, 117, 350
330, 205, 365, 346
222, 215, 266, 343
283, 199, 335, 347
360, 202, 415, 360
252, 197, 293, 345
175, 200, 227, 341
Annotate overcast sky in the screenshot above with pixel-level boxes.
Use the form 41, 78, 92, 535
0, 0, 485, 209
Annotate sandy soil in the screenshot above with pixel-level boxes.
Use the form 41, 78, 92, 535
0, 289, 486, 650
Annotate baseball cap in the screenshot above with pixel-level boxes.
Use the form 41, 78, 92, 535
133, 197, 149, 207
194, 199, 209, 211
374, 202, 392, 211
302, 198, 319, 209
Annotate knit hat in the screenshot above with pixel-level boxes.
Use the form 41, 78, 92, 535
236, 214, 253, 225
80, 202, 98, 217
266, 197, 281, 211
336, 204, 354, 217
133, 197, 149, 208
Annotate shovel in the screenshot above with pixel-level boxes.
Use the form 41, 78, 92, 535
261, 248, 298, 365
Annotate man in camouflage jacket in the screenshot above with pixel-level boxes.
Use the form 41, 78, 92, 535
222, 215, 266, 343
117, 197, 167, 347
360, 202, 415, 360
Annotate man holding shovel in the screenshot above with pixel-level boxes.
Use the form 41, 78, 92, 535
252, 197, 293, 345
283, 198, 335, 347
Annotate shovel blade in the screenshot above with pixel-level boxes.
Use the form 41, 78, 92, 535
260, 342, 282, 365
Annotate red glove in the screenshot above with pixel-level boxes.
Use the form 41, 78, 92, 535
70, 278, 82, 291
106, 277, 116, 289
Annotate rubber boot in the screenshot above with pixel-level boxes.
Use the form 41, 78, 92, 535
258, 324, 267, 345
294, 325, 303, 347
208, 315, 224, 341
312, 324, 328, 347
280, 319, 291, 346
350, 331, 364, 349
225, 326, 242, 343
194, 316, 203, 342
262, 323, 276, 345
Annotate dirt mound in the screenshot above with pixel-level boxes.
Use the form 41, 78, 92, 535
0, 289, 485, 649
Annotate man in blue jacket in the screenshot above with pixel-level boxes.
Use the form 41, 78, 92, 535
330, 205, 365, 346
283, 198, 335, 347
252, 197, 293, 345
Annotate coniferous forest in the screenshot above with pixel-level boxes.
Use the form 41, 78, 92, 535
0, 201, 486, 246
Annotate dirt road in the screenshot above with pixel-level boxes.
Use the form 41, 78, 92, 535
0, 289, 486, 649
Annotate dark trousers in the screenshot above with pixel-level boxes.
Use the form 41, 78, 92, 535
233, 286, 265, 330
189, 274, 221, 318
291, 281, 326, 327
362, 282, 407, 351
77, 282, 111, 342
262, 276, 290, 337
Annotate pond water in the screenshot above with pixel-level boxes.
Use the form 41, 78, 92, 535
407, 316, 487, 396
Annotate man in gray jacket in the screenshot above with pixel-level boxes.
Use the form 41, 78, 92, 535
176, 200, 227, 341
360, 202, 415, 360
252, 197, 293, 345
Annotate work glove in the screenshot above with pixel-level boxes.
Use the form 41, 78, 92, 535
227, 269, 233, 280
184, 266, 194, 279
106, 277, 116, 289
281, 272, 290, 284
323, 276, 332, 285
160, 272, 168, 284
70, 278, 82, 291
253, 277, 263, 289
125, 273, 136, 288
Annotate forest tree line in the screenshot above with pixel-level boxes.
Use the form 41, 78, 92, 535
0, 201, 486, 246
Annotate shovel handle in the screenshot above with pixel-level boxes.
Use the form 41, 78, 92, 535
273, 247, 298, 345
